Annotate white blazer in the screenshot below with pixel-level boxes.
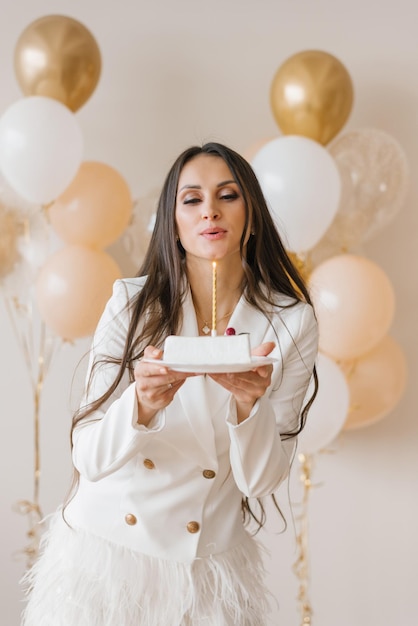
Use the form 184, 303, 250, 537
65, 278, 318, 564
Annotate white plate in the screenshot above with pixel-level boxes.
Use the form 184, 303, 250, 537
142, 356, 277, 374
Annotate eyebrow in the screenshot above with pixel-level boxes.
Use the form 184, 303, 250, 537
178, 179, 236, 192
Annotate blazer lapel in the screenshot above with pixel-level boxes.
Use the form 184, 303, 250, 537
224, 295, 272, 350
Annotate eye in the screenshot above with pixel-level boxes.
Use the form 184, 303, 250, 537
182, 196, 201, 205
220, 191, 239, 201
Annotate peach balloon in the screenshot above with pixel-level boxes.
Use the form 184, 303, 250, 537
48, 162, 132, 249
36, 245, 121, 340
341, 335, 407, 430
309, 254, 395, 360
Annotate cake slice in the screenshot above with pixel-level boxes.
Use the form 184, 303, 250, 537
163, 334, 251, 365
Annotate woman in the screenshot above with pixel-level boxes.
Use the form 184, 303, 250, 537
22, 142, 318, 625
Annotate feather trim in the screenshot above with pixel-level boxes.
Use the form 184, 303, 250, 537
21, 513, 271, 625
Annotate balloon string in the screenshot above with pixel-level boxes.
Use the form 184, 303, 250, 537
293, 452, 315, 625
12, 500, 44, 567
336, 358, 362, 415
33, 320, 46, 506
4, 293, 60, 568
4, 296, 35, 386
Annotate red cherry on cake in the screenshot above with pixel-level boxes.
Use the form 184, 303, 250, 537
225, 327, 236, 335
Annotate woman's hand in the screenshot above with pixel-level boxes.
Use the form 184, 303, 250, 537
209, 341, 275, 423
134, 346, 195, 426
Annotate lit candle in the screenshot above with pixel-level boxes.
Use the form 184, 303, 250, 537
211, 261, 217, 337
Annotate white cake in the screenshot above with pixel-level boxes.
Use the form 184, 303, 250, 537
163, 334, 251, 365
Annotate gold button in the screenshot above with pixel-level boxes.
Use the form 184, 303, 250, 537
186, 521, 200, 534
125, 513, 137, 525
202, 469, 216, 479
143, 458, 155, 470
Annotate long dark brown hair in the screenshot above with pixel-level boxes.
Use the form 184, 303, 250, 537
67, 142, 318, 529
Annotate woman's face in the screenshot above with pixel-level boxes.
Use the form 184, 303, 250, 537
175, 154, 249, 264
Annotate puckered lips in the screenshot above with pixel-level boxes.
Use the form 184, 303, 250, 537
200, 226, 227, 240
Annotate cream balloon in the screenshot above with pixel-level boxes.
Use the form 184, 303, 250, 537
298, 353, 349, 454
36, 245, 121, 340
49, 162, 133, 249
341, 335, 407, 430
251, 136, 341, 253
309, 254, 395, 360
0, 96, 83, 204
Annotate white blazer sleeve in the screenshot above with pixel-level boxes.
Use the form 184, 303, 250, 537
226, 303, 318, 498
72, 280, 165, 482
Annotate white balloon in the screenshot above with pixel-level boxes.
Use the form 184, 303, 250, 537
0, 96, 83, 204
298, 353, 349, 454
251, 136, 341, 253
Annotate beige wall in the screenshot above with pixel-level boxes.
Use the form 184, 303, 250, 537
1, 1, 417, 624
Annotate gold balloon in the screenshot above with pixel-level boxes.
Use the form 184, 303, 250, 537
14, 15, 101, 112
270, 50, 354, 145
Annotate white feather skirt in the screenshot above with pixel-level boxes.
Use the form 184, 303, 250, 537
21, 513, 271, 626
